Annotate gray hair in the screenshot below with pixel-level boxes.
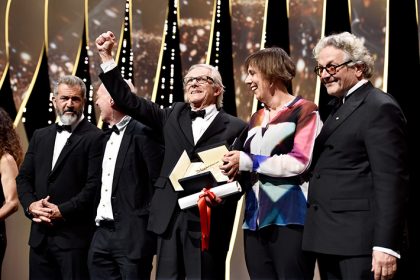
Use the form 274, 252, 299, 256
186, 64, 224, 109
53, 75, 87, 99
313, 32, 375, 79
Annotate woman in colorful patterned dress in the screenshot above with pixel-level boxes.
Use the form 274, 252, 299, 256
221, 47, 321, 279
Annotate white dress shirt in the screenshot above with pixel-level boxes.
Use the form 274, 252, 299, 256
191, 105, 219, 144
52, 115, 84, 170
95, 116, 131, 225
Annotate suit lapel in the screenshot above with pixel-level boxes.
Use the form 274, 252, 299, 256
316, 83, 371, 146
42, 125, 58, 175
196, 111, 227, 146
51, 119, 86, 174
112, 120, 134, 194
179, 107, 195, 146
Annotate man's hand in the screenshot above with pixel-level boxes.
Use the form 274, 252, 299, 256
28, 197, 53, 225
220, 151, 240, 181
41, 196, 63, 221
95, 31, 116, 63
372, 251, 397, 280
200, 188, 222, 207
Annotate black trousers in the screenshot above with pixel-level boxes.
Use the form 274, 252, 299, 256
88, 224, 154, 280
316, 253, 373, 280
29, 236, 89, 280
244, 225, 315, 280
156, 209, 228, 280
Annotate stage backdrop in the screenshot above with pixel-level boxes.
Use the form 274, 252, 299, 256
1, 0, 418, 279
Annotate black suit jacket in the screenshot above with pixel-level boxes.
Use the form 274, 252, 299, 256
17, 118, 103, 249
94, 119, 163, 259
100, 68, 247, 253
303, 81, 409, 256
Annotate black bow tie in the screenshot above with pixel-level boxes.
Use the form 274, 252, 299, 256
190, 109, 205, 120
56, 123, 72, 133
105, 125, 120, 135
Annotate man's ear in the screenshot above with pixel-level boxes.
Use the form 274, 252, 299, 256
52, 96, 57, 108
110, 98, 119, 109
213, 86, 222, 97
355, 63, 365, 78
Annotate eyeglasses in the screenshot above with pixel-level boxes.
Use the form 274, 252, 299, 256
183, 75, 214, 86
314, 60, 353, 77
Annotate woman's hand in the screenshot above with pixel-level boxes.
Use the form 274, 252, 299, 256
220, 151, 240, 181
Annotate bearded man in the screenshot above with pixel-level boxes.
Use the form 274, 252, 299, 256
17, 75, 104, 280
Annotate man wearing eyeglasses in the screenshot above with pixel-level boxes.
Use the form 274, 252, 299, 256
302, 32, 409, 280
96, 31, 247, 280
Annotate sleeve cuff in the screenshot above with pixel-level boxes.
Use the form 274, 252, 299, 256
25, 207, 33, 218
239, 151, 253, 171
373, 246, 401, 259
101, 59, 117, 73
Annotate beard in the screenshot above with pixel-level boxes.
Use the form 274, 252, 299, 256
57, 108, 83, 125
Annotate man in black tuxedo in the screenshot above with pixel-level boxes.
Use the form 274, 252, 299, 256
17, 75, 104, 280
302, 32, 409, 280
96, 31, 247, 280
88, 81, 163, 279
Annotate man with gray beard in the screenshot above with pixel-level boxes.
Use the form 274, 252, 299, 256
17, 75, 104, 280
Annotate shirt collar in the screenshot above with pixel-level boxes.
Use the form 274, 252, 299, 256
345, 79, 368, 101
201, 104, 217, 118
114, 115, 131, 131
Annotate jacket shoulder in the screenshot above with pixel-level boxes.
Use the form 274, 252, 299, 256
220, 111, 246, 126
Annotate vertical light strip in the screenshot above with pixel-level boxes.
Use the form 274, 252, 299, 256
84, 0, 89, 44
115, 2, 126, 66
169, 0, 180, 106
0, 63, 8, 90
230, 0, 266, 122
118, 0, 132, 80
4, 0, 11, 59
128, 0, 133, 82
44, 0, 54, 125
313, 0, 327, 106
152, 8, 169, 102
71, 33, 83, 77
132, 0, 166, 99
288, 0, 324, 104
178, 0, 214, 73
153, 0, 179, 107
206, 0, 218, 65
225, 196, 245, 280
0, 1, 9, 90
84, 0, 95, 126
415, 0, 420, 59
44, 0, 49, 55
13, 46, 44, 127
250, 0, 269, 115
6, 0, 27, 147
383, 0, 390, 92
0, 0, 9, 89
151, 4, 170, 103
224, 1, 239, 278
350, 0, 387, 90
